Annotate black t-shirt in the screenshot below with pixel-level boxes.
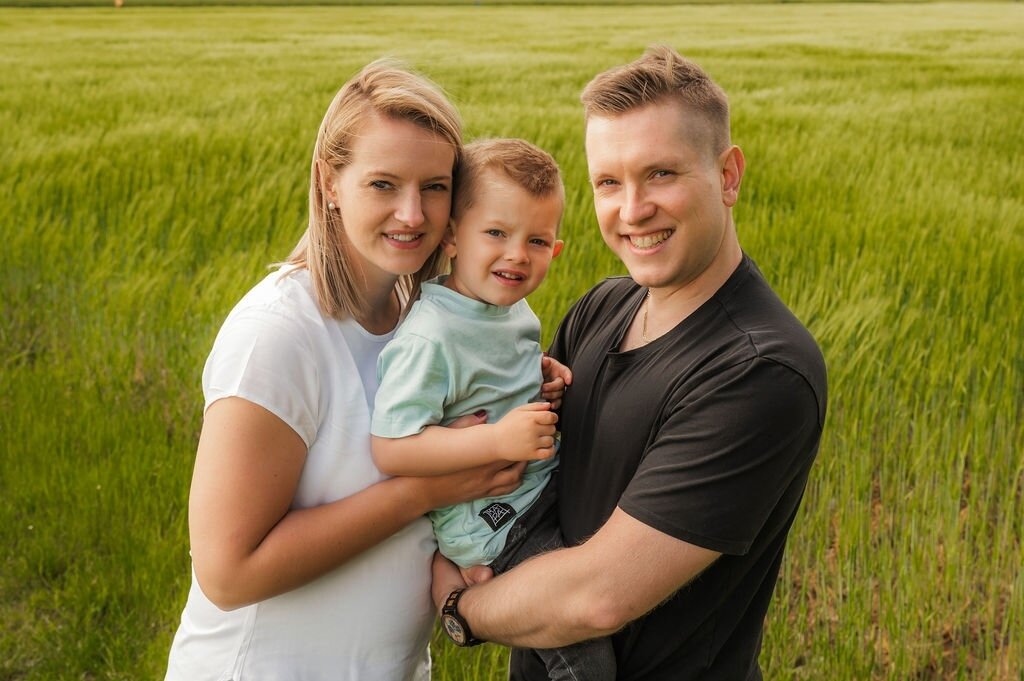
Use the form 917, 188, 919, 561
514, 255, 827, 681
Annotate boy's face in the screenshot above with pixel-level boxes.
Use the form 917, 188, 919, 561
443, 170, 563, 307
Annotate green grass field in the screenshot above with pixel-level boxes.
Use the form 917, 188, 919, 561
2, 3, 1022, 679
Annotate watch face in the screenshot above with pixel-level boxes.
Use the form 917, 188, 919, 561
442, 614, 467, 646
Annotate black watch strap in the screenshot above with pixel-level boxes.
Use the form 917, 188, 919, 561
441, 588, 484, 647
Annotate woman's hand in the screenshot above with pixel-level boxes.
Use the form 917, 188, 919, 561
414, 459, 528, 510
406, 411, 527, 510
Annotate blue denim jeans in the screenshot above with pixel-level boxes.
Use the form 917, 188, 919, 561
489, 474, 616, 681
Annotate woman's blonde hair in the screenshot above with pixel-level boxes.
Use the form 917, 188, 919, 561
286, 58, 462, 319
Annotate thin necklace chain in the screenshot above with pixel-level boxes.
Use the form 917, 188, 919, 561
640, 290, 653, 345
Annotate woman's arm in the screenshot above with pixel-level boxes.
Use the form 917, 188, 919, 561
189, 397, 525, 610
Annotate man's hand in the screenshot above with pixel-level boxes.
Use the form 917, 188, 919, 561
541, 354, 573, 410
431, 551, 468, 611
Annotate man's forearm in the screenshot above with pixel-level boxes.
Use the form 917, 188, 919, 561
457, 545, 621, 648
437, 508, 721, 649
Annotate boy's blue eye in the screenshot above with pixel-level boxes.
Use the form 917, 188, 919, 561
485, 229, 504, 238
530, 238, 549, 247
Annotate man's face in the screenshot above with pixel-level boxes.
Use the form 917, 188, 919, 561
585, 99, 737, 292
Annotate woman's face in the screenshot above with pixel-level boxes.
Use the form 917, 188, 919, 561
325, 112, 456, 285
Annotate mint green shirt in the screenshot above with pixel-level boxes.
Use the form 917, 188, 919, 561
372, 277, 558, 568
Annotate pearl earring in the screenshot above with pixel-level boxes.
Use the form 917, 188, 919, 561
328, 201, 336, 211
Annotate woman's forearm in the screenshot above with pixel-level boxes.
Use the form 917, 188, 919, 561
194, 475, 435, 610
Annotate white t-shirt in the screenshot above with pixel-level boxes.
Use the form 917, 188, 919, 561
165, 267, 436, 681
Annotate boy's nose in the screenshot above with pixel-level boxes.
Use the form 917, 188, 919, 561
505, 243, 528, 263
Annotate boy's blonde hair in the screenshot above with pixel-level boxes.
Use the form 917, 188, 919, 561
581, 45, 731, 158
452, 138, 563, 224
286, 58, 462, 320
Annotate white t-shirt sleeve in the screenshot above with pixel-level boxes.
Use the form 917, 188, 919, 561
202, 307, 320, 447
372, 333, 450, 438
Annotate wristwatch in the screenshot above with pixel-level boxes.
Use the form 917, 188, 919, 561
441, 588, 483, 647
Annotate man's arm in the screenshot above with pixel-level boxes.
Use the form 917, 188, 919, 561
432, 507, 720, 647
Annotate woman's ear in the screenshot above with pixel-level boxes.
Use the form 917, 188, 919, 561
316, 159, 339, 206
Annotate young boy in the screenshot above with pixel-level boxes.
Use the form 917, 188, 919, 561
371, 139, 614, 680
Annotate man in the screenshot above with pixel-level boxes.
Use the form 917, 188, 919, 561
433, 46, 828, 680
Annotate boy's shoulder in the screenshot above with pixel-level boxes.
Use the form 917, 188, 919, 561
395, 294, 454, 341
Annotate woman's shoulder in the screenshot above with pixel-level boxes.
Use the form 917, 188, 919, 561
208, 267, 331, 364
229, 266, 321, 324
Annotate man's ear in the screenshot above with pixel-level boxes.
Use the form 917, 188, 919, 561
442, 220, 458, 259
720, 145, 745, 208
316, 159, 338, 205
552, 240, 564, 259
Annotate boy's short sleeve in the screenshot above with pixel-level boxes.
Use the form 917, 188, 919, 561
372, 333, 450, 438
202, 308, 320, 448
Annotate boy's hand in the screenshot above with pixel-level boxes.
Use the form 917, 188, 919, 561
493, 402, 558, 462
541, 354, 572, 410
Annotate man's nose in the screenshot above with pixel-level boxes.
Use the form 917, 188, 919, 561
620, 186, 656, 225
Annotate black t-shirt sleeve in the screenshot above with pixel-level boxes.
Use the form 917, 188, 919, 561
619, 358, 821, 555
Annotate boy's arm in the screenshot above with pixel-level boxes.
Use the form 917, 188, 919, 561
372, 402, 558, 477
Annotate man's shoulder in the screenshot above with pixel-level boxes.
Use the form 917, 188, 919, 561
570, 275, 638, 318
718, 257, 827, 424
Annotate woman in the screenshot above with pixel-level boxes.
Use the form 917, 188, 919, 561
165, 60, 525, 680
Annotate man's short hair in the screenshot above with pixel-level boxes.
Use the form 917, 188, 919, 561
453, 138, 564, 221
580, 45, 731, 157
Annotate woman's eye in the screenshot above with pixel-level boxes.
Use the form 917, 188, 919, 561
370, 180, 393, 190
423, 183, 449, 192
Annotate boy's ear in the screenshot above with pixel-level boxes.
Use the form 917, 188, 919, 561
552, 240, 564, 259
442, 220, 458, 259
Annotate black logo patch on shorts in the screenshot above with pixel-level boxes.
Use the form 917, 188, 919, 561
478, 502, 517, 531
